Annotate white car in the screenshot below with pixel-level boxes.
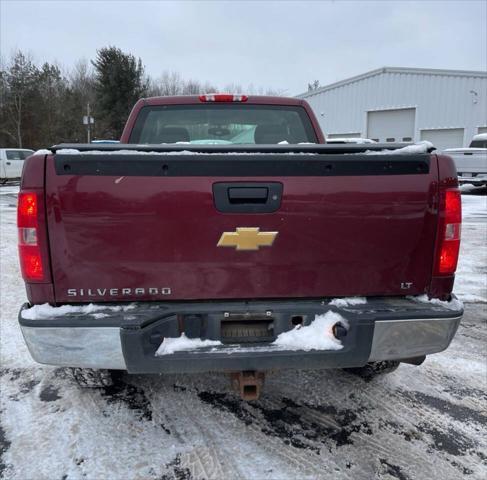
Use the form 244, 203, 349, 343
0, 148, 34, 183
444, 134, 487, 186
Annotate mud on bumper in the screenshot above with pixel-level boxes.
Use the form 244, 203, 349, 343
18, 297, 463, 373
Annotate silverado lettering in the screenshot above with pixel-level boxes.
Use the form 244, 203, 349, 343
17, 94, 463, 399
67, 287, 172, 297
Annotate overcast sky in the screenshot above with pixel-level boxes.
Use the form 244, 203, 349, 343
1, 0, 485, 95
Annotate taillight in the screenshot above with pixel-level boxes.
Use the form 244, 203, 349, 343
199, 93, 248, 102
435, 188, 462, 275
18, 191, 44, 281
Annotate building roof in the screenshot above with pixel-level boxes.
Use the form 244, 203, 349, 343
297, 66, 487, 98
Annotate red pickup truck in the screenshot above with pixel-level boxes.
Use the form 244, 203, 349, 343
18, 94, 463, 399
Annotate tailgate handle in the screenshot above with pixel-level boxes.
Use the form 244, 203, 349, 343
213, 182, 283, 213
228, 187, 268, 204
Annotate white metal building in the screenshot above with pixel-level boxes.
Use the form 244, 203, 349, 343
297, 67, 487, 151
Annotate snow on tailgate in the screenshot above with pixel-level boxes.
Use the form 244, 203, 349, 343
364, 141, 433, 155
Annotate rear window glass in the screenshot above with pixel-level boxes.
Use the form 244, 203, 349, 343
129, 104, 318, 144
6, 150, 33, 160
470, 140, 487, 148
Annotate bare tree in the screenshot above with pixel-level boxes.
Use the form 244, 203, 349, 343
1, 51, 38, 147
223, 82, 244, 93
183, 79, 203, 95
307, 80, 320, 92
151, 71, 217, 96
64, 59, 97, 141
200, 81, 218, 94
70, 59, 96, 102
152, 71, 184, 96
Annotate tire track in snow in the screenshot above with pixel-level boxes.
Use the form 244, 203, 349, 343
147, 374, 336, 479
263, 370, 473, 479
338, 375, 485, 478
196, 390, 355, 478
143, 377, 244, 480
196, 389, 330, 478
257, 394, 423, 478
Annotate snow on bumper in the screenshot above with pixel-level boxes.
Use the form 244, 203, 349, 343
18, 297, 463, 373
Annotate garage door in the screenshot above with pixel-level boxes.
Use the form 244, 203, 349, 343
367, 108, 415, 143
420, 128, 464, 151
327, 132, 361, 139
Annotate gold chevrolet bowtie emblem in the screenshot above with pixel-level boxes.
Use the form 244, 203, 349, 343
217, 227, 278, 251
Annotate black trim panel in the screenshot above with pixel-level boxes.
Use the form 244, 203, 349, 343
54, 153, 430, 177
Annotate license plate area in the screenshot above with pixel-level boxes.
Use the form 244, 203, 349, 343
221, 317, 274, 344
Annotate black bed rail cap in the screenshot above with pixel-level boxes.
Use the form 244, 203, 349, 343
50, 142, 436, 155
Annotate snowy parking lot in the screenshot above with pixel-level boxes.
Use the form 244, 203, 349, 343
0, 185, 486, 480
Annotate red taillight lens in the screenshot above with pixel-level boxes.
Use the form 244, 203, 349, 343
18, 192, 44, 281
19, 245, 44, 280
18, 192, 38, 227
439, 240, 460, 274
436, 188, 462, 275
199, 93, 248, 102
445, 189, 461, 224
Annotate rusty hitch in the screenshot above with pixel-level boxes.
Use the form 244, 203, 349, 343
230, 371, 265, 401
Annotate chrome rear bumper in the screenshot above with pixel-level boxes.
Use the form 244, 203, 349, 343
19, 297, 463, 372
21, 325, 126, 369
369, 316, 461, 361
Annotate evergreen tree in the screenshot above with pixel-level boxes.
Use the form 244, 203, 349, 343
92, 46, 147, 138
36, 63, 68, 145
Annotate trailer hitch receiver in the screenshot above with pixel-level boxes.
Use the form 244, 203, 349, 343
230, 371, 265, 401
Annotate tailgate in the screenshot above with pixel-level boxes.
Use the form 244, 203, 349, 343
45, 151, 438, 303
452, 151, 487, 174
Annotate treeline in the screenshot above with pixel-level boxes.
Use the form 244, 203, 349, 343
0, 46, 283, 149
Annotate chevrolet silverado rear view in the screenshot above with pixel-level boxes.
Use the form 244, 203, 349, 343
17, 95, 463, 399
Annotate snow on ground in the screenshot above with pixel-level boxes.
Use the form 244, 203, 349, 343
455, 194, 487, 303
1, 185, 486, 480
0, 186, 34, 371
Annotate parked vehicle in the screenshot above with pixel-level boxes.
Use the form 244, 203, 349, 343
0, 148, 34, 183
444, 133, 487, 186
17, 94, 463, 399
